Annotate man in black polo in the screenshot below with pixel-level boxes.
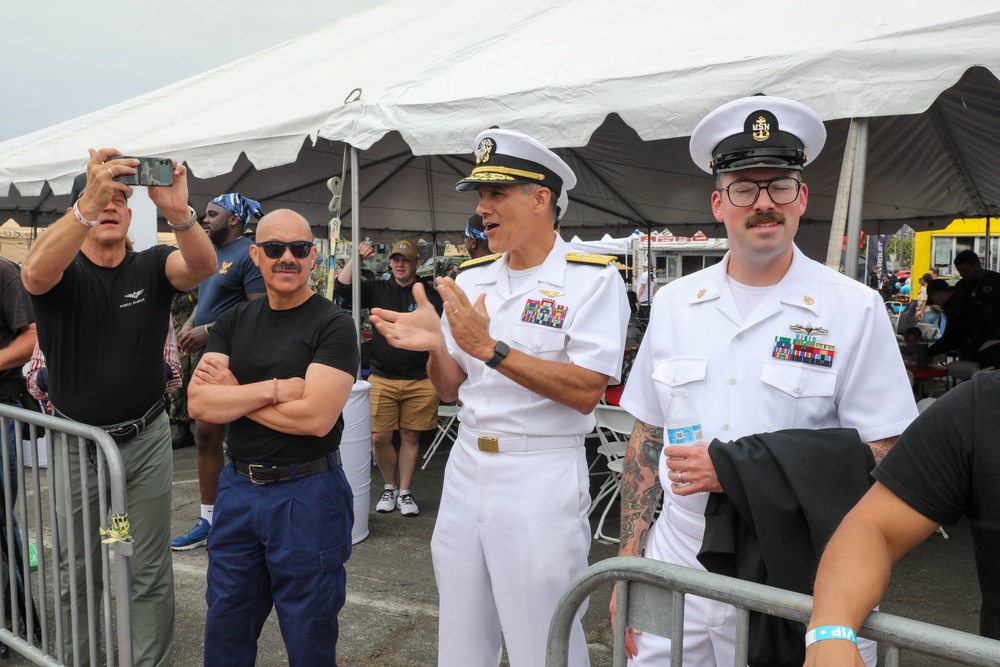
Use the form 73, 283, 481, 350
336, 239, 443, 516
189, 209, 358, 665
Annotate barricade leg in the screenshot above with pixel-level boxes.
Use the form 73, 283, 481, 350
52, 431, 104, 667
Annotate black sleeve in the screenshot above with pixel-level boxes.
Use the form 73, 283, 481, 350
873, 378, 977, 525
312, 311, 360, 378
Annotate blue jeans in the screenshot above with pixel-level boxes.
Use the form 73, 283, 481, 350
204, 456, 353, 666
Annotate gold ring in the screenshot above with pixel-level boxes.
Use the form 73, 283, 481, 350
678, 471, 684, 484
107, 168, 114, 178
452, 308, 460, 315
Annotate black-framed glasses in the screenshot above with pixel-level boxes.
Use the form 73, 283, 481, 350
255, 240, 314, 259
719, 177, 802, 207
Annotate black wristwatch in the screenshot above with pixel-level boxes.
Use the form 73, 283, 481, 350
486, 341, 509, 369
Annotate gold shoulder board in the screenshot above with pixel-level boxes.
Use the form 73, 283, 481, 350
565, 251, 615, 266
459, 253, 502, 270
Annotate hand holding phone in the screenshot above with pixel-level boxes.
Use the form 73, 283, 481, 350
104, 155, 173, 187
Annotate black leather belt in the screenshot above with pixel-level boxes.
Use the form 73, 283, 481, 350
233, 450, 341, 485
96, 400, 165, 445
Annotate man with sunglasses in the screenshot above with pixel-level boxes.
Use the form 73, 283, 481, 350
189, 209, 358, 666
21, 150, 217, 667
615, 97, 916, 666
172, 193, 266, 552
335, 238, 443, 517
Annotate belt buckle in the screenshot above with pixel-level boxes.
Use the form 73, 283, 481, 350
247, 464, 276, 485
477, 436, 499, 454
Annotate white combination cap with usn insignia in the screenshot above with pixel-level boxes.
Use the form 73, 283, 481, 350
689, 96, 827, 175
455, 129, 577, 198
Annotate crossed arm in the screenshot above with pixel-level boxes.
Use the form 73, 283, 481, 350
188, 353, 354, 437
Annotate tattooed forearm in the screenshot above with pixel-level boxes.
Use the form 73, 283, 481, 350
618, 421, 664, 556
867, 436, 897, 464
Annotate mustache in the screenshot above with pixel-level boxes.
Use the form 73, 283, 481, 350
272, 262, 301, 273
745, 211, 785, 227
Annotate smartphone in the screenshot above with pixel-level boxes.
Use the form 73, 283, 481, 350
103, 155, 173, 187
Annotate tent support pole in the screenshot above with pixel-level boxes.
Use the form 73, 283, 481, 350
843, 118, 870, 282
351, 146, 362, 355
825, 119, 860, 272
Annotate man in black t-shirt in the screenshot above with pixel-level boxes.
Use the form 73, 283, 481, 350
189, 209, 359, 666
806, 370, 1000, 664
336, 238, 443, 517
21, 152, 217, 667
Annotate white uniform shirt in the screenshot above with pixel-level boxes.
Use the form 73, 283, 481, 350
621, 245, 918, 516
445, 235, 629, 438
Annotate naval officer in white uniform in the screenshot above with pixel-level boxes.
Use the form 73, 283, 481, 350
371, 128, 629, 667
615, 97, 918, 666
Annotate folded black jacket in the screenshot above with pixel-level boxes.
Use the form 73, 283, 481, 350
697, 428, 876, 667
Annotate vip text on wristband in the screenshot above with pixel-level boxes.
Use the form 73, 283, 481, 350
805, 625, 858, 648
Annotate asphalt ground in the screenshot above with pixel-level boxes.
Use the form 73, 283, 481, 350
5, 429, 983, 666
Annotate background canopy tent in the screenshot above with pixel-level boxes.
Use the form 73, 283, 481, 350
1, 0, 999, 263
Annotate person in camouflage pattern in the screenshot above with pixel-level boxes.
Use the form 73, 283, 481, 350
169, 288, 198, 448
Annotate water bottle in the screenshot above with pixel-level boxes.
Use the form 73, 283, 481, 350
666, 388, 702, 487
917, 339, 928, 368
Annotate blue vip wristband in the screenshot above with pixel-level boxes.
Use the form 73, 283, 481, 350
805, 625, 858, 648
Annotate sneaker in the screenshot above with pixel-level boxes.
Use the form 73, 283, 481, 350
171, 518, 210, 551
171, 425, 195, 450
376, 487, 398, 513
397, 492, 420, 517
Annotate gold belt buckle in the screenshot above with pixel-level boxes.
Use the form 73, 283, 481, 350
477, 436, 500, 453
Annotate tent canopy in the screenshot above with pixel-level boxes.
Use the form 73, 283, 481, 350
2, 0, 999, 256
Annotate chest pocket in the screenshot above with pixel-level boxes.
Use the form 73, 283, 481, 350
511, 324, 567, 359
760, 360, 837, 398
651, 357, 708, 388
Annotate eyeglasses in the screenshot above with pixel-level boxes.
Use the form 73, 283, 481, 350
465, 220, 488, 242
719, 177, 802, 208
255, 240, 314, 259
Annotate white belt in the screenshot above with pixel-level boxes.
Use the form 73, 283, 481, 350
458, 424, 583, 453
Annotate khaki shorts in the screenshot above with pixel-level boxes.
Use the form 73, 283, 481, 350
368, 375, 440, 432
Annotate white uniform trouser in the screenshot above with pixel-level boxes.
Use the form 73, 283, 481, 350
629, 496, 877, 667
432, 428, 592, 667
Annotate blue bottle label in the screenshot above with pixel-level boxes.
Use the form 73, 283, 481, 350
666, 424, 703, 445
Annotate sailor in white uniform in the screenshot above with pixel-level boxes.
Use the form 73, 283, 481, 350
616, 97, 918, 666
370, 128, 629, 667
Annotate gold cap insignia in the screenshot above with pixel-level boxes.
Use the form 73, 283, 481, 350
475, 138, 495, 165
804, 295, 815, 305
752, 116, 770, 142
697, 288, 707, 299
539, 289, 565, 297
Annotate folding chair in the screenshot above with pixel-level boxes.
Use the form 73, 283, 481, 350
422, 403, 459, 470
589, 405, 637, 543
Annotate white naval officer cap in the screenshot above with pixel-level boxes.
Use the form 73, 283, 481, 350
455, 129, 577, 200
689, 96, 826, 175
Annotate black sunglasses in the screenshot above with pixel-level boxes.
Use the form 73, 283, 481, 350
255, 240, 314, 259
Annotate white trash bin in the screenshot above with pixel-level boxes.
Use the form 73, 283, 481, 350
340, 380, 372, 544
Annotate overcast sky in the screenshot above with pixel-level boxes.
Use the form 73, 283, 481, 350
0, 0, 388, 142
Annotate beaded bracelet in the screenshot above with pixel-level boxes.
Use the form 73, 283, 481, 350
805, 625, 858, 648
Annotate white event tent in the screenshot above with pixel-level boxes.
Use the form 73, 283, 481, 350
1, 0, 999, 265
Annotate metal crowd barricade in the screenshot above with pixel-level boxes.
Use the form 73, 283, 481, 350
547, 556, 1000, 667
0, 404, 134, 667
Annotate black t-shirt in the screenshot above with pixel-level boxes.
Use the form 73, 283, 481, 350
955, 270, 1000, 329
32, 247, 176, 424
0, 257, 33, 404
874, 370, 1000, 638
334, 275, 443, 379
207, 294, 359, 463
